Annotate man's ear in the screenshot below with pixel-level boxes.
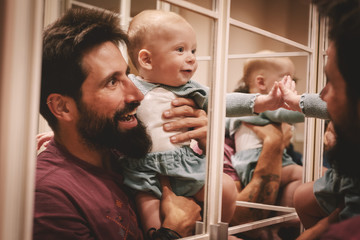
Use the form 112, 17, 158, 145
255, 75, 266, 91
138, 49, 152, 70
46, 94, 76, 122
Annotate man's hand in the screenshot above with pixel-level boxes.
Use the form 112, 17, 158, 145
244, 123, 283, 147
159, 175, 202, 237
162, 97, 207, 152
281, 123, 294, 149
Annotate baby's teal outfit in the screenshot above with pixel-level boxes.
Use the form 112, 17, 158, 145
227, 109, 305, 187
120, 74, 259, 198
314, 168, 360, 220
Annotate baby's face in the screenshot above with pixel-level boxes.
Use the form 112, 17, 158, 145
148, 20, 198, 87
264, 58, 296, 93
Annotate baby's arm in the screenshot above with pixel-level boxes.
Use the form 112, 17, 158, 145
279, 77, 329, 119
260, 108, 305, 124
226, 76, 298, 117
135, 192, 162, 236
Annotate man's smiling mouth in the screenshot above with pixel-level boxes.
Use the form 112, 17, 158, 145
119, 109, 137, 121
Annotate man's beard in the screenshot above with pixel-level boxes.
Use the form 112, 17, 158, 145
76, 100, 152, 159
327, 108, 360, 178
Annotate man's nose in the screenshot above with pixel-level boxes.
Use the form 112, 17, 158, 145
320, 84, 329, 101
125, 80, 144, 103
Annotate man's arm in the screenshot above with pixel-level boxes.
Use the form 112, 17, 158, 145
230, 123, 284, 225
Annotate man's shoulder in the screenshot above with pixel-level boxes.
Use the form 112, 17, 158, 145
36, 144, 77, 188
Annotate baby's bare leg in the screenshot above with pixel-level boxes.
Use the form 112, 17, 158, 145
193, 173, 237, 223
294, 181, 328, 229
136, 192, 161, 234
279, 164, 303, 207
221, 173, 237, 222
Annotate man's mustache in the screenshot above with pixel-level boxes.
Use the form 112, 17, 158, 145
114, 101, 141, 122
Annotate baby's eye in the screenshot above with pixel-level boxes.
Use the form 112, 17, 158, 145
192, 49, 196, 54
177, 47, 184, 52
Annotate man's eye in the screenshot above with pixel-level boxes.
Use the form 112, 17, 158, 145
177, 47, 184, 52
107, 77, 118, 87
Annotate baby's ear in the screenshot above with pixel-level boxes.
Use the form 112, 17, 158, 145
255, 74, 266, 91
138, 49, 152, 70
46, 94, 76, 122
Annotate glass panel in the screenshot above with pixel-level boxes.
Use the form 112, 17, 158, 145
173, 6, 214, 59
130, 0, 157, 17
228, 26, 306, 55
184, 0, 214, 10
227, 55, 307, 160
226, 3, 313, 233
230, 0, 310, 46
193, 61, 212, 87
75, 0, 120, 12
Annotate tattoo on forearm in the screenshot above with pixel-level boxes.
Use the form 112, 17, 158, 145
248, 174, 280, 219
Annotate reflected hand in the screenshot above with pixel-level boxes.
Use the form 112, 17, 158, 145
254, 81, 282, 113
279, 75, 302, 112
244, 123, 283, 146
281, 123, 293, 148
159, 175, 202, 237
324, 121, 336, 151
37, 131, 54, 150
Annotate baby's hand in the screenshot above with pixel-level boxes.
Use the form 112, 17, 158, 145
253, 75, 299, 113
37, 131, 54, 150
279, 75, 302, 112
253, 81, 283, 113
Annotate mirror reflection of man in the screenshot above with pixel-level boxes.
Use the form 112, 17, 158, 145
282, 0, 360, 239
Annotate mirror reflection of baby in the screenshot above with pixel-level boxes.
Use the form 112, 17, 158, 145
122, 10, 290, 235
227, 52, 304, 226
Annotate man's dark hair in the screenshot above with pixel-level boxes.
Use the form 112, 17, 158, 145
314, 0, 360, 102
40, 8, 128, 131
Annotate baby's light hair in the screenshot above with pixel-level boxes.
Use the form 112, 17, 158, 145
127, 10, 188, 69
234, 50, 292, 93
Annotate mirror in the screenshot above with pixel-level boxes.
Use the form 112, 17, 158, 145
227, 0, 311, 163
225, 0, 327, 237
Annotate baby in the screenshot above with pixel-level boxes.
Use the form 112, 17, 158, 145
121, 10, 288, 234
227, 52, 304, 208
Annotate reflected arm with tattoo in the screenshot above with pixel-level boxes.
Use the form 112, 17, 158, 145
230, 123, 284, 225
